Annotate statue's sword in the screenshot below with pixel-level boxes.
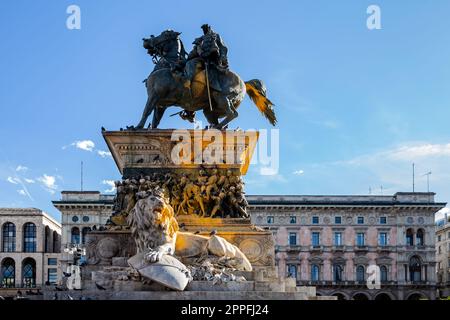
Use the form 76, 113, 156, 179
204, 63, 213, 112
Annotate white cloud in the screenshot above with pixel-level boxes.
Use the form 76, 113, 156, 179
38, 174, 58, 194
102, 180, 116, 193
24, 178, 35, 184
17, 189, 27, 196
97, 150, 112, 158
16, 165, 28, 172
345, 142, 450, 166
71, 140, 95, 152
7, 176, 19, 184
387, 143, 450, 161
293, 170, 304, 175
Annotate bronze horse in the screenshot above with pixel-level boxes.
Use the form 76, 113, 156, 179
136, 30, 277, 129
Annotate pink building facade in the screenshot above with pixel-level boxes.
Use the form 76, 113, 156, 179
248, 192, 445, 300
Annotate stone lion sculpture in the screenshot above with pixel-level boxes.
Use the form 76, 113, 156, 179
127, 188, 252, 291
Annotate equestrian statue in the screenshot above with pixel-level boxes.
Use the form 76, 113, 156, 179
135, 24, 277, 130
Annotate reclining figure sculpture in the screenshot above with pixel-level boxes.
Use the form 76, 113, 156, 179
127, 188, 252, 291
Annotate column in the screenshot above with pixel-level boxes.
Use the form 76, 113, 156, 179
323, 259, 331, 281
15, 257, 22, 288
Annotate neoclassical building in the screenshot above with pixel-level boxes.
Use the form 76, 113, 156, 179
52, 191, 114, 272
51, 190, 445, 300
0, 208, 61, 291
247, 192, 446, 300
436, 217, 450, 297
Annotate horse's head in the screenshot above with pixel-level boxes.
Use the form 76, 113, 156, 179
143, 30, 182, 58
143, 35, 157, 56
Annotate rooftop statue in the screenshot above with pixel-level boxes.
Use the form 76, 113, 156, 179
135, 24, 277, 130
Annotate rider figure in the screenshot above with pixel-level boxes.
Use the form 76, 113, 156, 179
179, 24, 229, 123
184, 24, 229, 93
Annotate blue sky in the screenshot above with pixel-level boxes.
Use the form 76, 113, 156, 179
0, 0, 449, 221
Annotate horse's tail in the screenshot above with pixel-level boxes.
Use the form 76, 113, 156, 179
245, 79, 277, 126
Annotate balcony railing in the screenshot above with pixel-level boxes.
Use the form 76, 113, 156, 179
310, 245, 323, 252
298, 280, 398, 287
286, 245, 301, 252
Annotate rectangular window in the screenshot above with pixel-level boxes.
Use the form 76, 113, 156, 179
335, 216, 342, 224
48, 258, 57, 266
378, 232, 387, 246
289, 232, 297, 245
312, 232, 320, 246
380, 216, 387, 224
290, 216, 297, 224
356, 233, 365, 246
48, 268, 58, 284
438, 235, 442, 242
312, 216, 319, 224
267, 216, 274, 224
334, 232, 342, 246
357, 217, 364, 224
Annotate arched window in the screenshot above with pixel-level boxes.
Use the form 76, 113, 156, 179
52, 231, 59, 253
406, 228, 414, 246
23, 223, 37, 252
44, 226, 50, 253
333, 264, 343, 282
409, 256, 422, 283
81, 227, 91, 244
71, 227, 80, 244
1, 258, 15, 288
2, 222, 16, 252
287, 264, 297, 279
416, 229, 424, 246
380, 265, 388, 283
22, 258, 36, 288
311, 265, 320, 282
356, 265, 365, 283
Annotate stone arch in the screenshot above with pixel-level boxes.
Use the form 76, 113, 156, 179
356, 265, 365, 283
23, 222, 37, 253
81, 227, 91, 244
2, 222, 16, 252
406, 228, 414, 246
416, 228, 425, 245
374, 292, 395, 300
53, 231, 59, 253
71, 227, 80, 244
331, 291, 349, 300
352, 292, 370, 300
22, 257, 36, 288
406, 292, 428, 300
380, 265, 389, 282
409, 255, 422, 283
44, 226, 51, 253
1, 257, 16, 288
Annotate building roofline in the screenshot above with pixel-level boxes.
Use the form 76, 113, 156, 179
0, 208, 61, 227
61, 191, 100, 194
247, 200, 447, 207
52, 200, 114, 205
